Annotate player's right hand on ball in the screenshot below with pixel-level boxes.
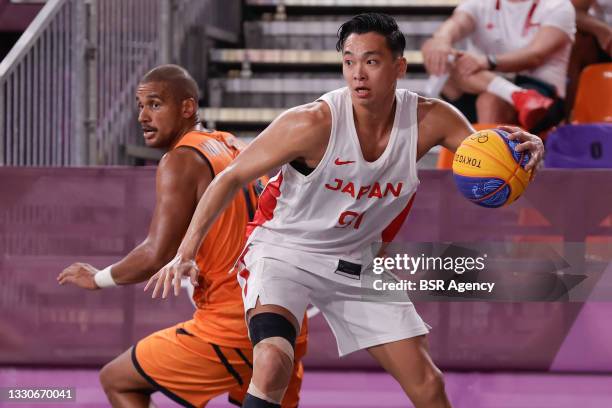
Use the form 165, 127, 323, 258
57, 262, 99, 290
144, 254, 199, 299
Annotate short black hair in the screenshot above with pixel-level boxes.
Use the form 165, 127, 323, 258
141, 64, 199, 102
336, 13, 406, 58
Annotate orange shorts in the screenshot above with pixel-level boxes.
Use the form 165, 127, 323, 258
133, 321, 305, 407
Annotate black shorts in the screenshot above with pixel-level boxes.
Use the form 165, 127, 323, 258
447, 75, 565, 133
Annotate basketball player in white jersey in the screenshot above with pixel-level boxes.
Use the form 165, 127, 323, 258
145, 13, 544, 408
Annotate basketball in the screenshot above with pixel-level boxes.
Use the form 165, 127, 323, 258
452, 129, 532, 208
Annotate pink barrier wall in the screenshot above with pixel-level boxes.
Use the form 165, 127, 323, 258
1, 167, 611, 371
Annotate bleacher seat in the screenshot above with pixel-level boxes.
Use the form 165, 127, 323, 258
572, 63, 612, 124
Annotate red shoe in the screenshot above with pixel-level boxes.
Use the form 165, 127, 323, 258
511, 89, 553, 130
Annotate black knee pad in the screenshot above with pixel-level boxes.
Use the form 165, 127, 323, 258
248, 312, 296, 348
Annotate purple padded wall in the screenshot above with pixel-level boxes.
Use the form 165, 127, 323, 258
0, 168, 611, 371
544, 124, 612, 168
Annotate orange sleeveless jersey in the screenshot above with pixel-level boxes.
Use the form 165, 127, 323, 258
174, 130, 307, 349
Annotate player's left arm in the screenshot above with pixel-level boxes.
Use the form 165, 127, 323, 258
489, 26, 573, 72
455, 26, 572, 76
455, 0, 575, 76
57, 148, 211, 289
485, 1, 576, 73
417, 97, 544, 171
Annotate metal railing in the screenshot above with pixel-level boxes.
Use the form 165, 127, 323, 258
0, 0, 240, 166
0, 0, 80, 166
94, 0, 163, 165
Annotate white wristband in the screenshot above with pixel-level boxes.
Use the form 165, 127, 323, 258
94, 265, 117, 288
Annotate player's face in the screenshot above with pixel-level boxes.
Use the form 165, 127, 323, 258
341, 32, 406, 107
136, 81, 183, 148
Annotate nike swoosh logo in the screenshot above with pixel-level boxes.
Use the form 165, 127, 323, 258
335, 158, 355, 165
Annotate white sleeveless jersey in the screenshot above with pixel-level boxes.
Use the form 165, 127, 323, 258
246, 87, 420, 283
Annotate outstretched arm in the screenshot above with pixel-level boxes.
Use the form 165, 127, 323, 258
417, 97, 544, 171
145, 103, 331, 298
417, 97, 474, 156
57, 148, 211, 289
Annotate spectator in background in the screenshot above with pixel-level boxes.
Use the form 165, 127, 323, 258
566, 0, 612, 114
422, 0, 575, 133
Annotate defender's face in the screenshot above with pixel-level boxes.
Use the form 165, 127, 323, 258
341, 32, 406, 107
136, 81, 183, 148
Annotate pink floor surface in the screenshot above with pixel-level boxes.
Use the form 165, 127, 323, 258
1, 369, 611, 407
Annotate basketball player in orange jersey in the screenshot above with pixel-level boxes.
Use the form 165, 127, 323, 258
57, 65, 307, 408
146, 15, 545, 408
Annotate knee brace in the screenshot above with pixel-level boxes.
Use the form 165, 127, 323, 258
249, 312, 297, 349
247, 313, 297, 404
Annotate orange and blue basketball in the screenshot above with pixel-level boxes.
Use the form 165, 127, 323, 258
452, 129, 532, 208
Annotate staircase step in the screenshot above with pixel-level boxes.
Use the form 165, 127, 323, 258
214, 77, 427, 93
246, 0, 458, 7
207, 77, 429, 107
244, 19, 443, 49
210, 48, 423, 65
201, 107, 284, 125
246, 19, 442, 36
